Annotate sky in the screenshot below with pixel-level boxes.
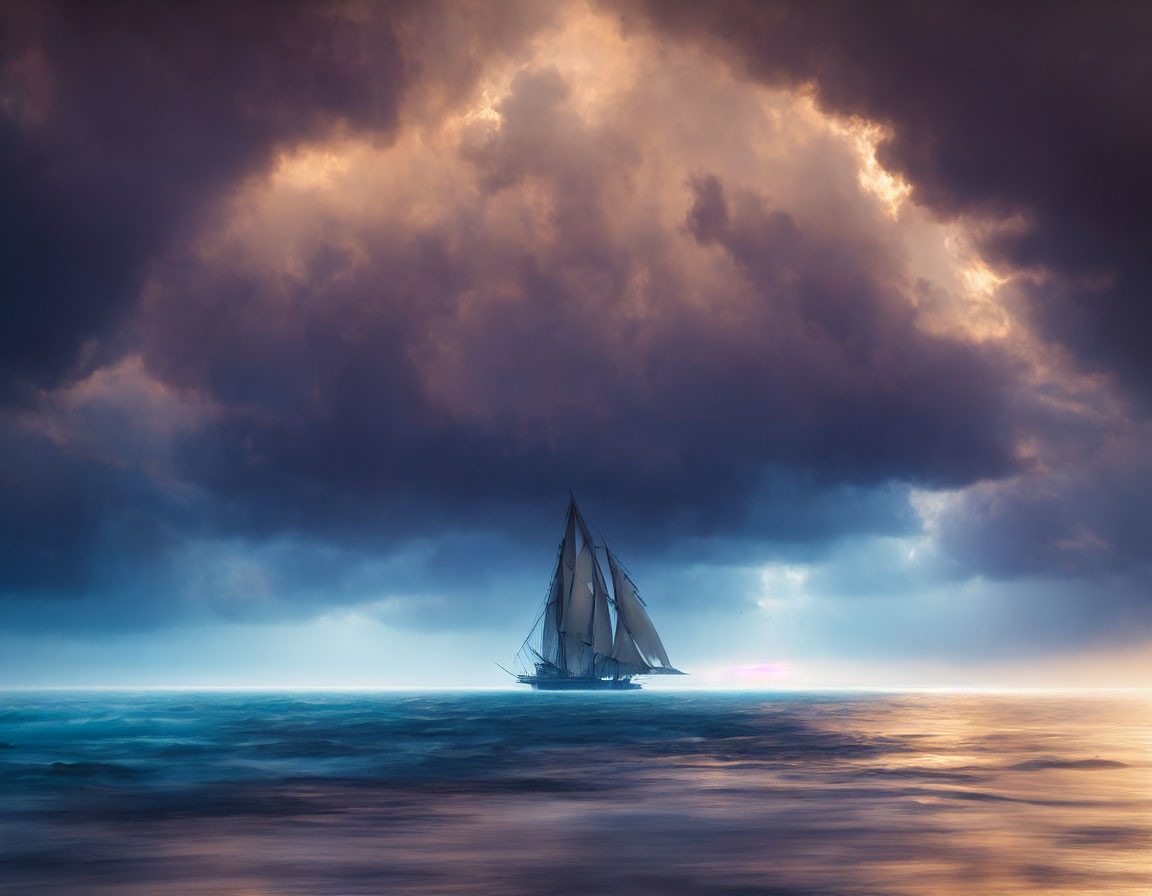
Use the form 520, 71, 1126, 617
1, 0, 1150, 688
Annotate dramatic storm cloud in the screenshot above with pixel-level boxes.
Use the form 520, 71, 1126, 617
634, 0, 1152, 396
1, 0, 1148, 685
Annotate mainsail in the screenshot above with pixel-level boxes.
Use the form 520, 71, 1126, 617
521, 496, 683, 685
607, 549, 674, 671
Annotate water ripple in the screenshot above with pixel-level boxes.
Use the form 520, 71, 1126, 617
0, 691, 1148, 894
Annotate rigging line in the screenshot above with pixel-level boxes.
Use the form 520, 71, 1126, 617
560, 499, 581, 646
493, 661, 517, 679
539, 498, 572, 669
514, 569, 556, 662
568, 498, 630, 585
513, 588, 553, 674
521, 511, 567, 654
557, 494, 574, 542
589, 515, 646, 604
586, 511, 613, 555
605, 544, 649, 606
591, 544, 617, 607
514, 604, 547, 666
572, 501, 612, 595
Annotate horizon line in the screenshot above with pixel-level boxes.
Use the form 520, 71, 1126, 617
0, 685, 1148, 694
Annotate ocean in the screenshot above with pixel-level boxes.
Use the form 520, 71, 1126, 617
0, 690, 1148, 894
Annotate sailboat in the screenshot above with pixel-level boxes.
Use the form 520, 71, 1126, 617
512, 496, 685, 690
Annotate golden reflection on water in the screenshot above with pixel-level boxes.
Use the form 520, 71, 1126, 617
1, 692, 1149, 894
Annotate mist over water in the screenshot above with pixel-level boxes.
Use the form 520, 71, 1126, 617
0, 691, 1148, 894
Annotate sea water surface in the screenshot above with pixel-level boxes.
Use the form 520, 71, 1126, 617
0, 690, 1148, 894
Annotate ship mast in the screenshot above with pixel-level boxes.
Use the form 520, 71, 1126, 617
520, 495, 682, 681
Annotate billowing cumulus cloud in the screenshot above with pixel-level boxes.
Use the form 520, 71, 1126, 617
631, 0, 1152, 398
136, 60, 1019, 543
0, 0, 552, 402
0, 0, 1149, 681
627, 0, 1152, 619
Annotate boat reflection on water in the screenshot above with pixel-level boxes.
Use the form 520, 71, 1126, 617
0, 691, 1149, 894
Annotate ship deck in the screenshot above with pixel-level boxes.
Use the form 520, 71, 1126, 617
516, 675, 642, 690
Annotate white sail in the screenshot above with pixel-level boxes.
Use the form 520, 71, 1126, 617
553, 498, 604, 674
571, 510, 615, 657
563, 634, 595, 677
563, 540, 596, 644
611, 610, 650, 676
559, 504, 576, 632
590, 553, 613, 656
541, 570, 562, 667
608, 550, 673, 669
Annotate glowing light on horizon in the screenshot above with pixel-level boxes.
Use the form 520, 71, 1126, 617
689, 662, 797, 687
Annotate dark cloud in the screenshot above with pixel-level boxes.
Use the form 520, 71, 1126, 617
630, 0, 1152, 398
934, 444, 1152, 582
131, 66, 1018, 557
0, 0, 552, 403
0, 425, 180, 596
1, 1, 1148, 656
683, 175, 1017, 486
0, 0, 409, 401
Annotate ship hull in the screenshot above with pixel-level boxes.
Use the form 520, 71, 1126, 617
517, 675, 642, 690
